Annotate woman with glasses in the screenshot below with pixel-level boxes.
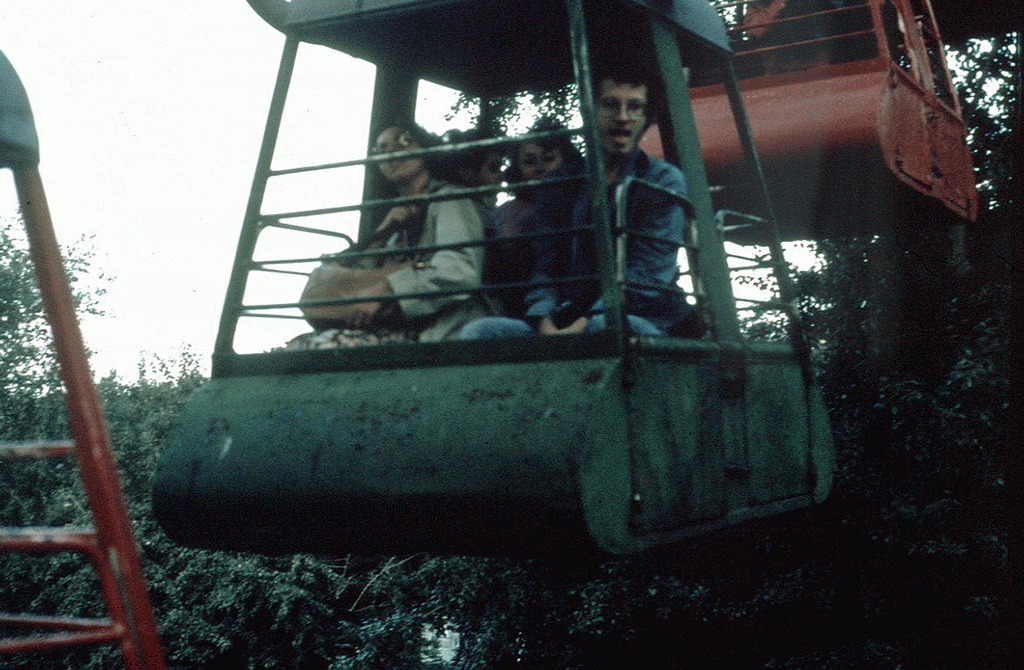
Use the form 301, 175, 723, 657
295, 122, 490, 346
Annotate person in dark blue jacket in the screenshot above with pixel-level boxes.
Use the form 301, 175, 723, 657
459, 62, 699, 339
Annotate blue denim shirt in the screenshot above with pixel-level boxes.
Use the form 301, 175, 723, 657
524, 148, 694, 332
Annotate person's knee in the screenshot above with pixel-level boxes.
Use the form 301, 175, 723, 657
458, 317, 532, 339
457, 318, 499, 339
582, 314, 664, 335
626, 315, 664, 336
583, 315, 607, 333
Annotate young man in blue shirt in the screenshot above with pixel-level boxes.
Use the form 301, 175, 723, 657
459, 63, 698, 339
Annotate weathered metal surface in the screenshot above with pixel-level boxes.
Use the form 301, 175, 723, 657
156, 347, 833, 556
156, 358, 625, 555
604, 352, 833, 552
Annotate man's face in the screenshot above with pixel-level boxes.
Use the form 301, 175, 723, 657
595, 79, 648, 161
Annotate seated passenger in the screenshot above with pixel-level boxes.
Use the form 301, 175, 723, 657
295, 123, 490, 347
459, 63, 701, 341
742, 0, 854, 72
485, 117, 583, 319
438, 127, 506, 218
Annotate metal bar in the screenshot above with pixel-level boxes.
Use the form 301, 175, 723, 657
651, 19, 744, 346
0, 527, 97, 552
0, 613, 116, 631
567, 0, 624, 353
259, 172, 583, 224
732, 28, 877, 58
734, 297, 792, 309
914, 0, 962, 115
0, 626, 124, 654
721, 61, 813, 365
260, 219, 356, 243
613, 177, 695, 324
268, 126, 579, 177
622, 280, 694, 297
257, 220, 592, 269
215, 36, 299, 356
255, 274, 599, 313
0, 440, 75, 459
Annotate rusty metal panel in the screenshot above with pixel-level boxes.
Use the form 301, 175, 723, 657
878, 66, 978, 220
691, 64, 887, 172
880, 67, 934, 189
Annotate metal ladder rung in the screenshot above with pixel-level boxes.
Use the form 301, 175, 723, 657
0, 614, 123, 654
0, 440, 76, 460
0, 526, 99, 553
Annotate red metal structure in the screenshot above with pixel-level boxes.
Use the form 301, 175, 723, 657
642, 0, 976, 242
0, 51, 166, 670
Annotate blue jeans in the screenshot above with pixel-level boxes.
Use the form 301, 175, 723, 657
457, 314, 664, 339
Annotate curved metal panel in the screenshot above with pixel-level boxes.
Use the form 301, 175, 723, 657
155, 358, 630, 556
0, 51, 40, 168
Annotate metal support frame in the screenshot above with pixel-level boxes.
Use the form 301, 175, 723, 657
567, 0, 627, 353
215, 36, 300, 355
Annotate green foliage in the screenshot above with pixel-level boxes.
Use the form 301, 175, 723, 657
0, 217, 60, 433
455, 86, 580, 138
948, 35, 1018, 213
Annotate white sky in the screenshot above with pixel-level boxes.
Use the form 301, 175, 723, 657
0, 2, 472, 380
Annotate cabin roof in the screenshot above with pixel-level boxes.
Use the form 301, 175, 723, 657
253, 0, 730, 96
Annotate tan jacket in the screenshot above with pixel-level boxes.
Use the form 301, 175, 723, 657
385, 182, 490, 341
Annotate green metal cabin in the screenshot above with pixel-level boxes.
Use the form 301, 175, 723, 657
153, 0, 835, 557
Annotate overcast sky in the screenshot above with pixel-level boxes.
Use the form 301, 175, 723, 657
0, 2, 458, 379
0, 3, 286, 378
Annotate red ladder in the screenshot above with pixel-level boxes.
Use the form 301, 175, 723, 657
0, 52, 167, 670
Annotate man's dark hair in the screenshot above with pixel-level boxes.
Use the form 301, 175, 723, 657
591, 60, 653, 90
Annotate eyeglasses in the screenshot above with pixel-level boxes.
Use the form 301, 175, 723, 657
370, 130, 417, 155
597, 97, 647, 119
